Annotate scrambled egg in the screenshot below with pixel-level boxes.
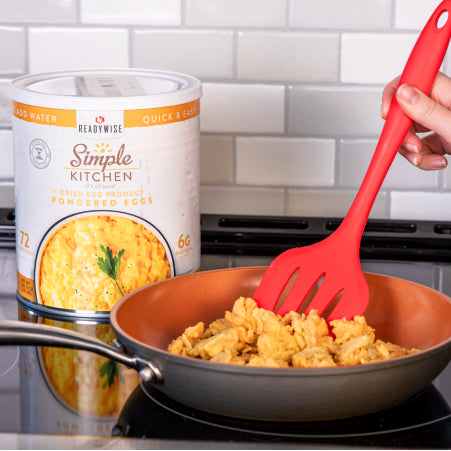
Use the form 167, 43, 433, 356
168, 297, 417, 368
38, 214, 171, 311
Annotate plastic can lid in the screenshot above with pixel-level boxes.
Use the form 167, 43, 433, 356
9, 68, 202, 110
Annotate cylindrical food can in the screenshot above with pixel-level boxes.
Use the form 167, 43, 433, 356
10, 69, 202, 317
19, 306, 139, 436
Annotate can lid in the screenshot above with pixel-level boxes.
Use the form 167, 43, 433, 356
10, 69, 202, 109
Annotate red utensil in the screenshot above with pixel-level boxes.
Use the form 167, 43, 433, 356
254, 0, 451, 321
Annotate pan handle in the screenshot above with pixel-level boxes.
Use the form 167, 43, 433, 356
0, 320, 163, 383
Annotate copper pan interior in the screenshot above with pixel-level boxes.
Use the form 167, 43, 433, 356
113, 267, 451, 352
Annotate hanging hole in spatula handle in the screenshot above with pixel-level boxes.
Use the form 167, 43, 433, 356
437, 9, 449, 28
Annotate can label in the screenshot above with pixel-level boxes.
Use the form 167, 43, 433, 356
12, 77, 200, 314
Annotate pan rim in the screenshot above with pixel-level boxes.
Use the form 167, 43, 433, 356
111, 267, 451, 376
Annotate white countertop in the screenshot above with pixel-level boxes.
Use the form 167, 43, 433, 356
0, 434, 316, 450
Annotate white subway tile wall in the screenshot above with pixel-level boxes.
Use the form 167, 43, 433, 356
290, 0, 392, 30
395, 0, 438, 29
81, 0, 181, 26
28, 28, 129, 72
237, 32, 339, 82
236, 137, 335, 186
134, 30, 234, 79
201, 83, 285, 133
1, 0, 450, 221
340, 33, 417, 83
287, 86, 384, 136
337, 140, 440, 190
185, 0, 286, 28
0, 28, 25, 74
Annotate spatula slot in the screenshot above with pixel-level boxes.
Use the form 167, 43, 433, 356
273, 271, 325, 316
322, 290, 344, 320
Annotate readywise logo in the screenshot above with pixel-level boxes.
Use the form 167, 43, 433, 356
76, 110, 124, 138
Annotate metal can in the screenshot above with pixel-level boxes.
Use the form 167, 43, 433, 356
10, 69, 201, 317
19, 306, 139, 436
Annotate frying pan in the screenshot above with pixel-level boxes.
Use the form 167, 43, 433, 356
1, 267, 451, 421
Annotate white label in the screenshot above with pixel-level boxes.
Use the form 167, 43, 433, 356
12, 98, 200, 313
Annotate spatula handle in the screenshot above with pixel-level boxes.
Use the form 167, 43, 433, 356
341, 0, 451, 240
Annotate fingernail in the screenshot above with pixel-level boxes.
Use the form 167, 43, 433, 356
431, 157, 448, 170
404, 142, 419, 154
397, 84, 420, 105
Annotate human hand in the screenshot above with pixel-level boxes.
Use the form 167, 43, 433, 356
381, 71, 451, 170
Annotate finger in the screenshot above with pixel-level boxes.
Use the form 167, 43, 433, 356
418, 133, 450, 170
398, 146, 420, 167
394, 72, 451, 133
428, 72, 451, 109
402, 133, 448, 170
398, 145, 447, 170
417, 153, 448, 170
381, 76, 401, 119
382, 72, 451, 121
402, 130, 422, 154
421, 131, 451, 156
396, 83, 451, 143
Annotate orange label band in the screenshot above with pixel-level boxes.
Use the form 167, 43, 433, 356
12, 99, 200, 128
124, 99, 199, 127
13, 101, 76, 127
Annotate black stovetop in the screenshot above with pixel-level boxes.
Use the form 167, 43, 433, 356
113, 380, 450, 448
200, 213, 451, 262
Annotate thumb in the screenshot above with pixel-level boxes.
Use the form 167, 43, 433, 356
396, 83, 451, 140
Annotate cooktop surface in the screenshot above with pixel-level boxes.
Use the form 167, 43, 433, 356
0, 211, 450, 448
114, 378, 450, 448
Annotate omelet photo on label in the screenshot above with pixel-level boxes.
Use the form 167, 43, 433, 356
36, 213, 173, 311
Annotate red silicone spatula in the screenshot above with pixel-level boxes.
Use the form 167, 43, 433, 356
254, 0, 451, 321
